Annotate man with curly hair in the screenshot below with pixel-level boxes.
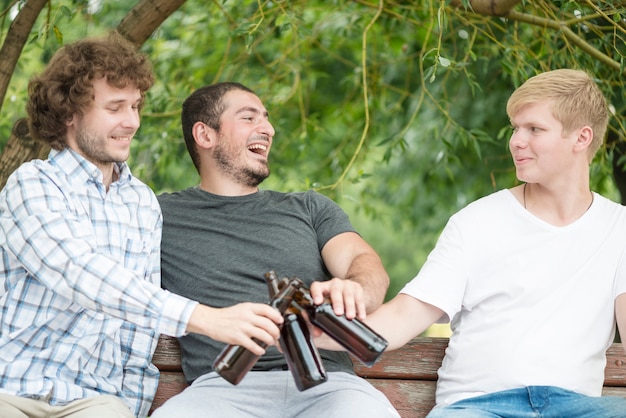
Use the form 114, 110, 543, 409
0, 34, 283, 418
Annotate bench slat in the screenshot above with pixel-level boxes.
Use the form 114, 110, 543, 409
151, 336, 184, 372
151, 371, 187, 411
604, 343, 626, 386
352, 337, 446, 380
150, 335, 626, 417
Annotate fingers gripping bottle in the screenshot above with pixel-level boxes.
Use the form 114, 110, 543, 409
266, 272, 389, 366
292, 279, 389, 367
212, 278, 299, 385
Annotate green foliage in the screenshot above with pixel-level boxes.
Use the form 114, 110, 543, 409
1, 0, 625, 296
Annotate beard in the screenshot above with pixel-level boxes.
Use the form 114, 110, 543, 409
213, 135, 270, 188
74, 121, 128, 166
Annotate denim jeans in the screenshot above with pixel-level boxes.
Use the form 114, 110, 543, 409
426, 386, 626, 418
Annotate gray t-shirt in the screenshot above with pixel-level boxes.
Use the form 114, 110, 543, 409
158, 187, 357, 383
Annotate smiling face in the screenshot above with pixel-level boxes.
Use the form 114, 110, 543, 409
212, 89, 275, 188
509, 100, 581, 185
66, 77, 141, 173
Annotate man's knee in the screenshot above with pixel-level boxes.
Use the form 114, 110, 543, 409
0, 394, 39, 418
0, 405, 29, 418
61, 395, 134, 418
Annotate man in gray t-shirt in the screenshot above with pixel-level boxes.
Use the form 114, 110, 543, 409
152, 82, 399, 418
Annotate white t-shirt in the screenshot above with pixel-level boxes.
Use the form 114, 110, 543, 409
401, 190, 626, 408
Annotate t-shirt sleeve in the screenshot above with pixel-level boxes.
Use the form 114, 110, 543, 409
306, 190, 357, 250
400, 214, 469, 324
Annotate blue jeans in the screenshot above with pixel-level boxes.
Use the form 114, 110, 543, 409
426, 386, 626, 418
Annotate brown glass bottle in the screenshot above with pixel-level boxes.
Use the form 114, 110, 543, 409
279, 308, 327, 391
265, 270, 286, 299
294, 285, 388, 367
212, 278, 299, 385
267, 271, 328, 390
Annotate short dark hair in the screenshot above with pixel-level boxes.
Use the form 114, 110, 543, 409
26, 32, 154, 150
181, 82, 255, 172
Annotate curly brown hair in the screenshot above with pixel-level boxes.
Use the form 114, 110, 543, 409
26, 32, 155, 150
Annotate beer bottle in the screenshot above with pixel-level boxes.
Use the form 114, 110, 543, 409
279, 308, 327, 391
293, 281, 388, 367
212, 278, 299, 385
265, 270, 286, 298
267, 271, 327, 390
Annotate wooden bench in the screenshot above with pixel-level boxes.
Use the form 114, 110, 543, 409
150, 335, 626, 417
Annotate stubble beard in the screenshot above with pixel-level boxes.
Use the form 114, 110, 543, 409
213, 138, 269, 188
75, 122, 128, 166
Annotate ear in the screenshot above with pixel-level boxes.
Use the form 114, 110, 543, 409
192, 121, 217, 150
66, 115, 76, 127
573, 125, 593, 153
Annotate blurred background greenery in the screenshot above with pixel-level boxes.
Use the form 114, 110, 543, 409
2, 0, 625, 336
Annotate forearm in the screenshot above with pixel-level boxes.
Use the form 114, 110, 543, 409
321, 232, 390, 313
343, 251, 389, 312
365, 294, 443, 351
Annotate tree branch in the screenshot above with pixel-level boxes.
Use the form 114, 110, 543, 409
449, 0, 522, 17
0, 0, 49, 114
117, 0, 188, 46
0, 118, 48, 190
506, 10, 626, 76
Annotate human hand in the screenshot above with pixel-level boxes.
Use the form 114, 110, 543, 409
187, 303, 284, 355
308, 278, 366, 321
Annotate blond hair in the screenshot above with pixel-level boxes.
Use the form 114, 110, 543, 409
506, 69, 609, 158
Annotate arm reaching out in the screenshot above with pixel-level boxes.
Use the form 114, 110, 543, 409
366, 294, 444, 350
316, 293, 444, 352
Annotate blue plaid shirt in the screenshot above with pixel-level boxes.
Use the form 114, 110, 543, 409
0, 148, 196, 417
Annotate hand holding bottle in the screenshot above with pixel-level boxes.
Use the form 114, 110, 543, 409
187, 302, 283, 355
309, 277, 368, 321
212, 278, 300, 385
267, 272, 388, 366
289, 278, 388, 367
212, 272, 389, 389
